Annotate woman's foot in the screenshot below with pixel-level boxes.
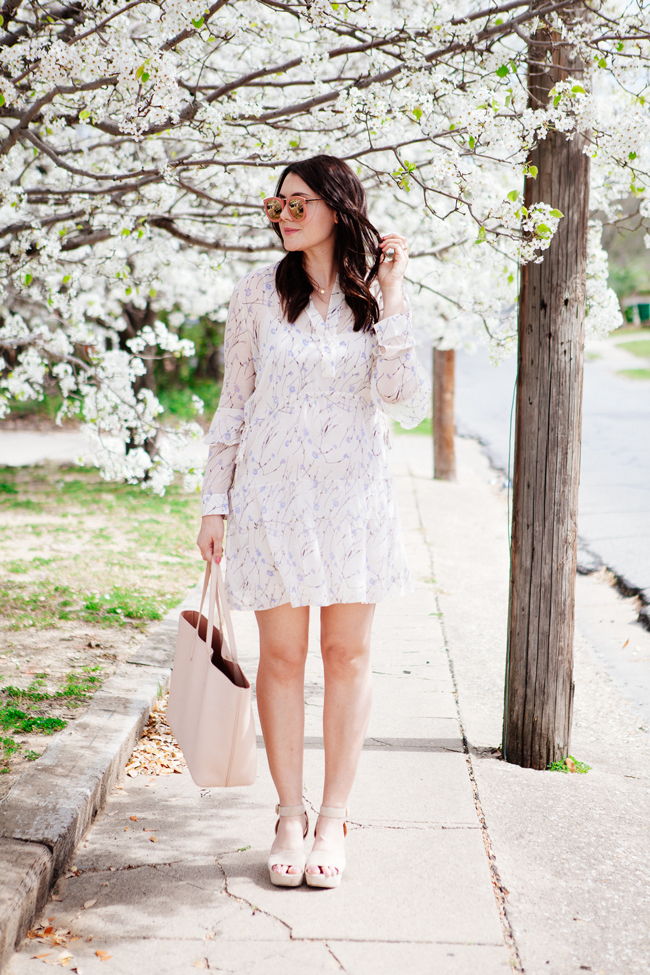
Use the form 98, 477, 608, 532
270, 815, 307, 876
268, 804, 309, 887
305, 806, 347, 887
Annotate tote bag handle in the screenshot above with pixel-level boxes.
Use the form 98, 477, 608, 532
194, 561, 239, 665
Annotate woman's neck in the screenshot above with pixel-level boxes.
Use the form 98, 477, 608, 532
302, 241, 337, 291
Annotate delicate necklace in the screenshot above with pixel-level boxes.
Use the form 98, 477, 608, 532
311, 275, 336, 295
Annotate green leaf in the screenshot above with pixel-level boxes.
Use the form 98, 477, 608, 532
192, 16, 204, 27
468, 135, 475, 149
507, 273, 514, 284
571, 85, 585, 94
289, 139, 299, 148
0, 15, 4, 26
549, 208, 564, 219
536, 223, 551, 235
62, 275, 71, 284
331, 2, 339, 8
149, 288, 157, 298
598, 57, 606, 68
528, 165, 538, 179
141, 72, 149, 83
125, 287, 132, 296
413, 107, 422, 120
494, 17, 503, 25
476, 225, 486, 243
553, 94, 562, 107
121, 228, 130, 236
496, 65, 509, 78
629, 151, 637, 161
0, 94, 5, 108
25, 273, 32, 286
507, 190, 518, 202
449, 123, 455, 131
79, 109, 89, 120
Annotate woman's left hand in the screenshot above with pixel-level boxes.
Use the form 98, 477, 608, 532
377, 232, 409, 293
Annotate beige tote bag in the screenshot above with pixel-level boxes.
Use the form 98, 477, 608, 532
167, 562, 257, 787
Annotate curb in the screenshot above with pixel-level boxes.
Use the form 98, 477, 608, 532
0, 582, 201, 974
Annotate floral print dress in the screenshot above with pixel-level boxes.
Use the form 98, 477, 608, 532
201, 263, 430, 611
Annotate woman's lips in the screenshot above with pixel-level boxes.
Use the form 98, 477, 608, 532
282, 227, 300, 235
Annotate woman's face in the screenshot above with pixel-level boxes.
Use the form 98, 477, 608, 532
275, 173, 338, 253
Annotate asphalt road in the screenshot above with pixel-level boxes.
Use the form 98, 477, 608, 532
455, 340, 650, 602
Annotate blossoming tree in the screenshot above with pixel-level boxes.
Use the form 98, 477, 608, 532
1, 0, 648, 764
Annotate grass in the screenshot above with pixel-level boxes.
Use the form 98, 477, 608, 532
393, 416, 433, 436
156, 378, 222, 420
548, 755, 591, 774
3, 667, 103, 706
0, 463, 203, 631
0, 666, 106, 771
0, 463, 203, 780
616, 339, 650, 358
617, 369, 650, 380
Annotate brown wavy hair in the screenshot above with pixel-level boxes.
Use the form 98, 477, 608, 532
270, 155, 381, 332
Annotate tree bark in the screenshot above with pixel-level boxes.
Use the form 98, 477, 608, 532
119, 301, 158, 465
503, 5, 590, 769
433, 348, 456, 481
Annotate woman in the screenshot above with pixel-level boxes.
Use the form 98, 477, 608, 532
197, 155, 429, 889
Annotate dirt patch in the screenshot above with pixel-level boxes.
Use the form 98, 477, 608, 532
0, 624, 148, 800
0, 461, 202, 798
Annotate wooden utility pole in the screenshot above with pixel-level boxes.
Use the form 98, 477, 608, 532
433, 348, 456, 480
503, 4, 590, 769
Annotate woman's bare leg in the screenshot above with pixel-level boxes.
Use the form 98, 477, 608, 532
306, 602, 375, 878
255, 602, 310, 875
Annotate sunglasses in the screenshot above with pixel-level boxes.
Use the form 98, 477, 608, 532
263, 196, 322, 222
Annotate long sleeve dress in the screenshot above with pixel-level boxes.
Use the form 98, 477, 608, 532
201, 263, 430, 611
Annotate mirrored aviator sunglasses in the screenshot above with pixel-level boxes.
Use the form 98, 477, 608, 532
263, 196, 321, 222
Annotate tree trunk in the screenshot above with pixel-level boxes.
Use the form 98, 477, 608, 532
433, 348, 456, 481
119, 301, 158, 465
503, 6, 590, 769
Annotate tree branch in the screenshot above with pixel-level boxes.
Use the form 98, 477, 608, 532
147, 215, 281, 252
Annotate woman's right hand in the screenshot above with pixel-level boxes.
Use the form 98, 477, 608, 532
197, 514, 225, 564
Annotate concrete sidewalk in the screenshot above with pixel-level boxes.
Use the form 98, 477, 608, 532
6, 435, 650, 975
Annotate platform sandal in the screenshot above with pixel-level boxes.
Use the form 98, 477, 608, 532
305, 805, 348, 889
268, 803, 309, 887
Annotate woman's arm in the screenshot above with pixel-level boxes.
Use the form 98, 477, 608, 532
372, 235, 431, 426
197, 282, 256, 562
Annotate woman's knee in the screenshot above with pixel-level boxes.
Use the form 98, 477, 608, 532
260, 639, 308, 682
321, 638, 370, 679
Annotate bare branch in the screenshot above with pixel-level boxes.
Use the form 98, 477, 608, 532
0, 208, 86, 239
147, 215, 281, 252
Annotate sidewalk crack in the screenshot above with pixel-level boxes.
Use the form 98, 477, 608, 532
325, 941, 348, 971
409, 468, 525, 975
214, 858, 294, 937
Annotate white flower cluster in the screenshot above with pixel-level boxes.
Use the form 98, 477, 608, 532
0, 0, 645, 489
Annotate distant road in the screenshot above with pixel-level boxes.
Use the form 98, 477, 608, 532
455, 345, 650, 603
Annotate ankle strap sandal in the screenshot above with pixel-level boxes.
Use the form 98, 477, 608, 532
268, 803, 309, 887
305, 805, 348, 889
